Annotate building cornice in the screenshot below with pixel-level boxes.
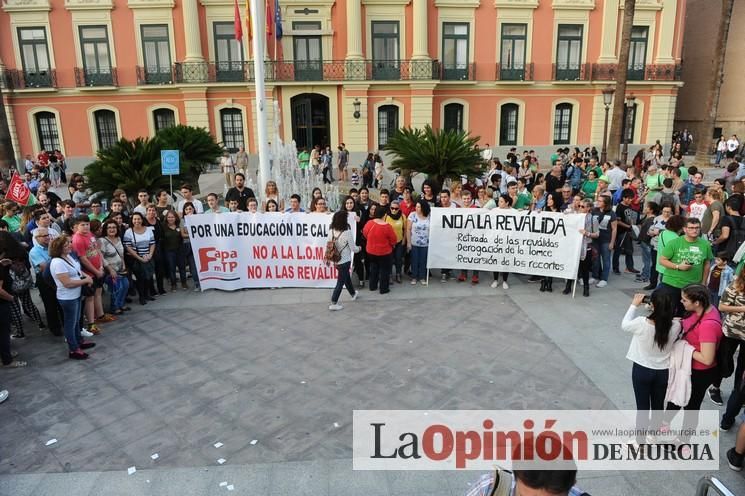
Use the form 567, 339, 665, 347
2, 0, 51, 13
65, 0, 114, 10
128, 0, 175, 9
552, 0, 595, 10
436, 0, 480, 8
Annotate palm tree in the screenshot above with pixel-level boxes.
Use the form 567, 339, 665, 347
606, 0, 636, 162
156, 125, 223, 189
384, 125, 483, 188
0, 78, 15, 175
84, 137, 171, 199
693, 0, 735, 169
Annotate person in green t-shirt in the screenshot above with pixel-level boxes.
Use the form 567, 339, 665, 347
297, 149, 310, 174
659, 217, 712, 291
88, 200, 107, 223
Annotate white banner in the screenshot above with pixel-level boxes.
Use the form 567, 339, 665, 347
427, 208, 585, 279
185, 212, 355, 290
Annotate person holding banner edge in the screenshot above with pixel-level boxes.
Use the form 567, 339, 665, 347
328, 211, 360, 311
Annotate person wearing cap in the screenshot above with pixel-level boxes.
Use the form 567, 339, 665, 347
595, 175, 610, 202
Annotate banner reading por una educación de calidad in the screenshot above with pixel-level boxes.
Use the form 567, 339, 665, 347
185, 212, 355, 290
427, 208, 585, 279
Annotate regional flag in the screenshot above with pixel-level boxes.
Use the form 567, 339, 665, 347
275, 0, 283, 39
6, 173, 37, 206
266, 0, 272, 37
234, 0, 243, 41
245, 0, 253, 40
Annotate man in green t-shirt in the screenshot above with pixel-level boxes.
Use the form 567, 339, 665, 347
659, 217, 712, 310
297, 149, 310, 175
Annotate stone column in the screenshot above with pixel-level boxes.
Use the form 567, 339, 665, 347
181, 0, 207, 82
598, 0, 619, 63
346, 0, 363, 60
655, 0, 677, 64
411, 0, 429, 60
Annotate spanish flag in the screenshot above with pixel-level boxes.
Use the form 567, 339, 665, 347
245, 0, 253, 40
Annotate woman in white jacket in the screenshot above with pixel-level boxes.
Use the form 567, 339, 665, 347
622, 291, 680, 442
328, 210, 360, 311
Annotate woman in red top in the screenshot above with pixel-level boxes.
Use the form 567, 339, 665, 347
362, 205, 397, 294
666, 284, 722, 440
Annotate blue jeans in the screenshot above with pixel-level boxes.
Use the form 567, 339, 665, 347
592, 240, 611, 281
410, 245, 428, 280
104, 275, 129, 311
331, 261, 355, 304
716, 151, 724, 164
392, 242, 404, 276
183, 243, 200, 286
640, 242, 652, 280
58, 297, 83, 352
165, 248, 187, 285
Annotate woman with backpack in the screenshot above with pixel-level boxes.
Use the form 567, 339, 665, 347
327, 210, 360, 311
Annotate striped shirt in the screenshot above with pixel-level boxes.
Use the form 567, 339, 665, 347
123, 227, 155, 257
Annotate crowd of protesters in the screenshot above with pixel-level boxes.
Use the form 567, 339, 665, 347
5, 141, 745, 474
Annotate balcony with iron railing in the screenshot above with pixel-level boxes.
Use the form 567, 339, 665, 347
1, 68, 57, 89
495, 62, 534, 81
136, 66, 175, 85
439, 63, 476, 81
590, 63, 682, 82
74, 67, 118, 87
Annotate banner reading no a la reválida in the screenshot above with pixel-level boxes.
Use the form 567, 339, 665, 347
427, 208, 585, 279
185, 212, 356, 290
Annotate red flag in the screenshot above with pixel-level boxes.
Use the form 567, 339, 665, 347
234, 0, 243, 41
6, 173, 32, 206
266, 0, 273, 37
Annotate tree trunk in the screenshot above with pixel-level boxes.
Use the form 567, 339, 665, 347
0, 78, 15, 176
607, 0, 636, 163
693, 0, 734, 169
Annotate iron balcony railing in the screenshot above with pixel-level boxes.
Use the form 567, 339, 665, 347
440, 63, 476, 81
552, 63, 591, 81
1, 68, 57, 89
495, 62, 534, 81
74, 67, 118, 87
591, 63, 682, 81
136, 65, 175, 85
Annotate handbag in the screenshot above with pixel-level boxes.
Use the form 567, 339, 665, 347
324, 233, 342, 266
58, 256, 94, 297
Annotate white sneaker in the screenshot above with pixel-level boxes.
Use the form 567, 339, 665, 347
596, 280, 607, 288
410, 279, 418, 285
420, 280, 428, 286
490, 280, 499, 289
588, 278, 597, 285
502, 281, 509, 290
328, 303, 343, 311
0, 390, 7, 404
81, 329, 94, 337
351, 292, 359, 301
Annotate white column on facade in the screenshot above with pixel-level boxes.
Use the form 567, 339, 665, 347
182, 0, 204, 62
412, 0, 429, 60
346, 0, 363, 59
598, 0, 619, 63
655, 0, 677, 64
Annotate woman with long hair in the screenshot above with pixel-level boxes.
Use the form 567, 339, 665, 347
265, 199, 279, 212
180, 203, 200, 291
407, 199, 431, 285
622, 291, 680, 443
539, 192, 563, 292
263, 181, 285, 212
666, 284, 723, 441
309, 187, 323, 210
716, 269, 745, 430
421, 180, 438, 207
99, 219, 130, 314
123, 212, 156, 305
161, 210, 188, 291
144, 204, 166, 296
327, 210, 361, 311
48, 235, 95, 360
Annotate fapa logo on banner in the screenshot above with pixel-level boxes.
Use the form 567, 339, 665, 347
198, 247, 240, 282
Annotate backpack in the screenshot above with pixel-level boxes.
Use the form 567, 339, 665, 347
659, 190, 676, 208
323, 233, 342, 266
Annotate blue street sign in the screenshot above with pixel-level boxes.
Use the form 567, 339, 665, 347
161, 150, 180, 175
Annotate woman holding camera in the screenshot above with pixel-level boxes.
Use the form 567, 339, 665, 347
622, 291, 680, 442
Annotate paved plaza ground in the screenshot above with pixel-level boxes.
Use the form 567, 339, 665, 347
2, 270, 745, 495
3, 166, 745, 495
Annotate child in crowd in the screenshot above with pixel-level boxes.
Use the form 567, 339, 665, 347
351, 168, 360, 188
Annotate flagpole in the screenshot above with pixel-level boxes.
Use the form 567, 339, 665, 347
250, 0, 270, 191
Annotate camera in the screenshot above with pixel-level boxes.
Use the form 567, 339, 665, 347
642, 295, 652, 304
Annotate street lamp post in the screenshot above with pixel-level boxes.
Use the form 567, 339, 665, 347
621, 94, 636, 165
600, 86, 614, 163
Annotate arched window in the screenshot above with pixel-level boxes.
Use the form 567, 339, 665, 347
443, 103, 464, 133
553, 103, 573, 145
94, 109, 118, 150
378, 105, 399, 149
220, 108, 244, 153
34, 111, 60, 151
499, 103, 518, 146
153, 108, 176, 133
